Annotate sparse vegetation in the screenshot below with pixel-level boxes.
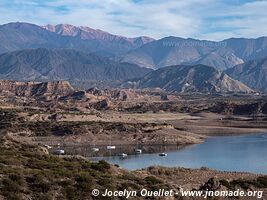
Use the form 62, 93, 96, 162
0, 135, 175, 200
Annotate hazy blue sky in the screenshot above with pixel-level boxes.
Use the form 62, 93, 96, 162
0, 0, 266, 40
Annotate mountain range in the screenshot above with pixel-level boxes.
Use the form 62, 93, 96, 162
43, 24, 154, 49
0, 22, 153, 57
123, 64, 254, 93
226, 56, 267, 92
120, 36, 267, 70
0, 22, 267, 93
0, 48, 151, 85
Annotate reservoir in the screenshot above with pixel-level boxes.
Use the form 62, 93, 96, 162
91, 133, 267, 174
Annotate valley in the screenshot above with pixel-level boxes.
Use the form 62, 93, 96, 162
1, 79, 267, 151
1, 80, 267, 199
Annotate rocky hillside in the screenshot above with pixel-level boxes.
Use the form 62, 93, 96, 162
0, 48, 151, 85
0, 80, 74, 97
223, 37, 267, 61
123, 64, 254, 93
225, 56, 267, 92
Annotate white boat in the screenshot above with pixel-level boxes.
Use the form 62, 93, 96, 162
135, 141, 142, 154
55, 149, 65, 155
44, 144, 52, 149
118, 153, 127, 157
92, 147, 100, 152
135, 149, 142, 154
107, 135, 116, 150
107, 145, 116, 150
158, 153, 167, 157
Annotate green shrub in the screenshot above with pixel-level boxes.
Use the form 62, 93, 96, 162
219, 179, 230, 189
256, 176, 267, 188
28, 174, 52, 193
230, 179, 255, 190
91, 160, 110, 172
97, 176, 112, 188
65, 186, 78, 200
144, 176, 163, 185
2, 178, 21, 193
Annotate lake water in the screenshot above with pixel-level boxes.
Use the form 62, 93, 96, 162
91, 133, 267, 174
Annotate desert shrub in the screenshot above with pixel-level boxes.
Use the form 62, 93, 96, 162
220, 179, 231, 189
35, 193, 53, 200
97, 176, 113, 188
8, 174, 25, 186
75, 174, 93, 192
120, 173, 142, 183
230, 179, 255, 189
65, 186, 78, 200
119, 181, 140, 190
2, 178, 21, 193
2, 193, 21, 200
28, 121, 53, 136
1, 176, 25, 200
91, 160, 110, 172
0, 156, 22, 165
144, 176, 163, 185
255, 176, 267, 188
27, 174, 52, 193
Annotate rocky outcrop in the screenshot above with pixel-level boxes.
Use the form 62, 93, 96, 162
90, 99, 111, 110
0, 80, 74, 97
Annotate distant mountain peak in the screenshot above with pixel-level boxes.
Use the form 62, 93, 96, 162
42, 24, 155, 47
0, 22, 154, 57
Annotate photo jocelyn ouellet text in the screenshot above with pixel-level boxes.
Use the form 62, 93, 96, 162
92, 188, 263, 199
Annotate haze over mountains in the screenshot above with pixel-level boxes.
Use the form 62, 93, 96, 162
0, 22, 267, 93
120, 36, 267, 70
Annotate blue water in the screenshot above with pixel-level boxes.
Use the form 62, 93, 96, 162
92, 133, 267, 174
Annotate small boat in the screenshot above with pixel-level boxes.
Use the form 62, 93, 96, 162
135, 141, 142, 154
92, 143, 99, 152
55, 149, 65, 155
92, 147, 100, 152
44, 144, 52, 149
118, 153, 127, 158
135, 149, 142, 154
107, 145, 116, 150
107, 135, 116, 150
158, 153, 167, 157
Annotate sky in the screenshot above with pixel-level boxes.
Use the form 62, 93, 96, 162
0, 0, 267, 40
